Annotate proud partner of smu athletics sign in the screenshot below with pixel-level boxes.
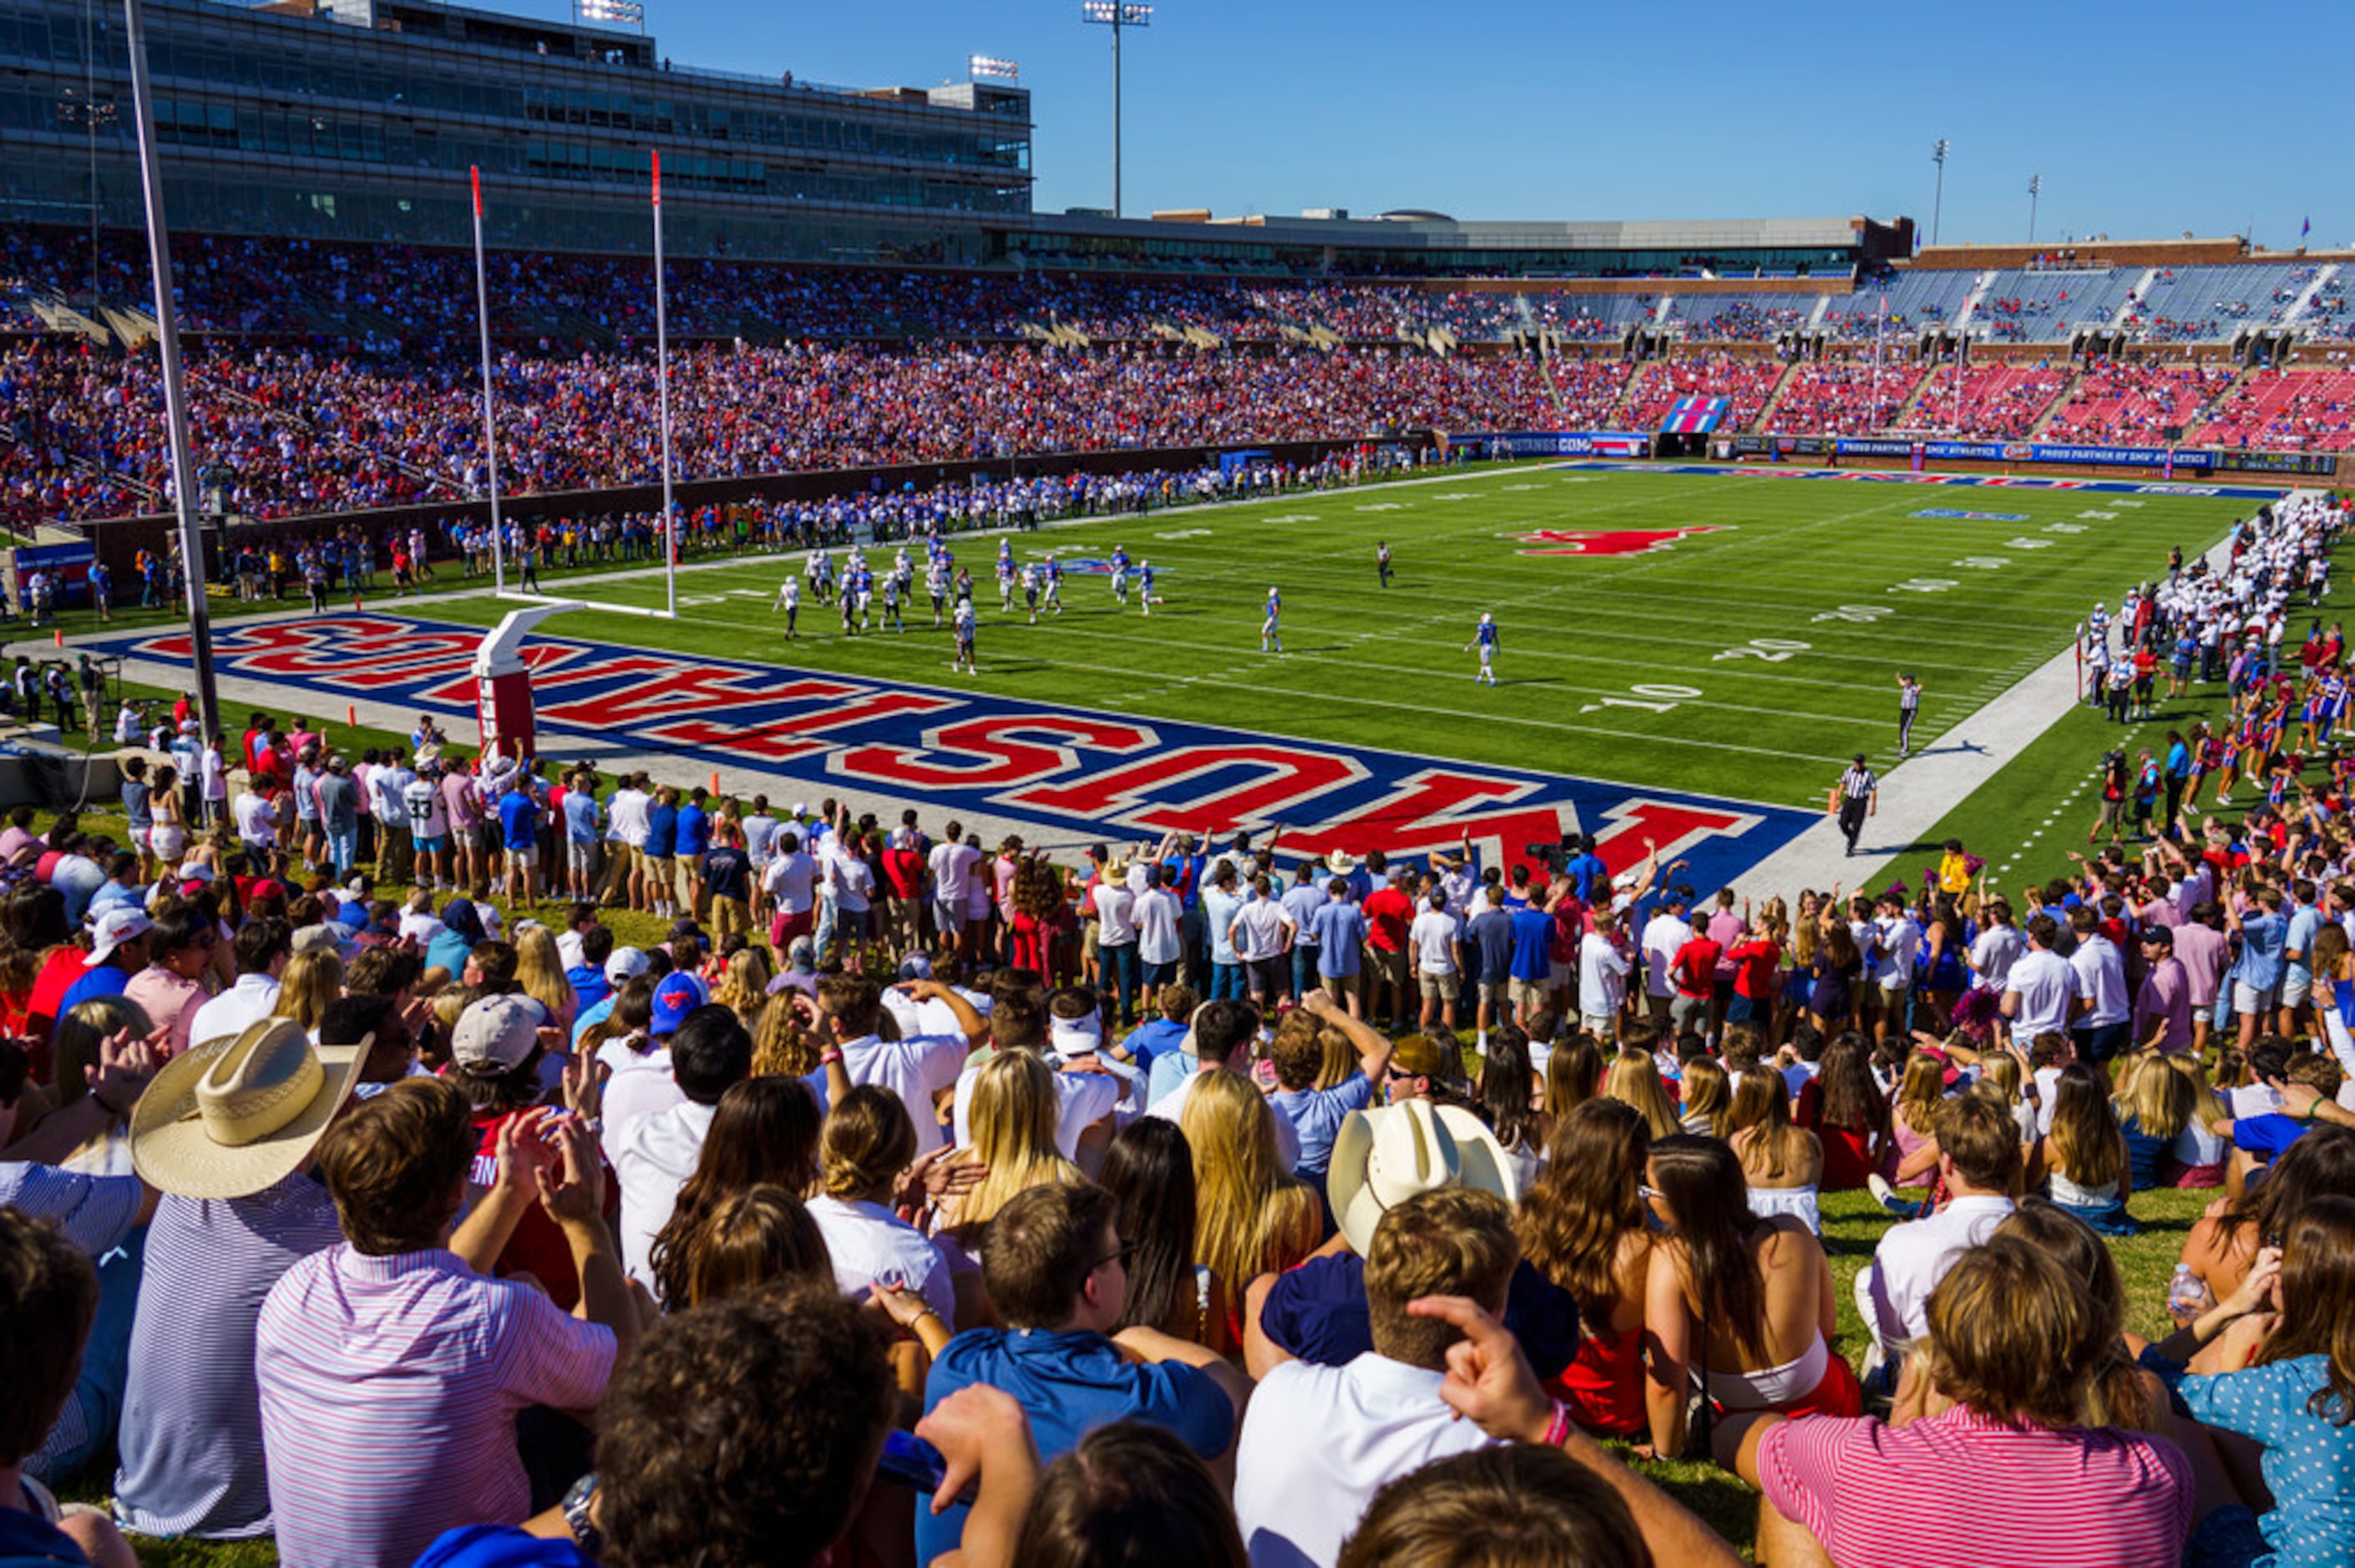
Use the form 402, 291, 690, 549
93, 615, 1816, 886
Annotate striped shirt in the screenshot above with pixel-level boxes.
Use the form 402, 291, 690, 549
1839, 766, 1876, 802
113, 1176, 342, 1540
0, 1161, 141, 1255
256, 1245, 616, 1568
1756, 1404, 2190, 1568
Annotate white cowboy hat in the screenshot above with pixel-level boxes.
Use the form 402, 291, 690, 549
1328, 1100, 1520, 1255
1324, 850, 1362, 877
129, 1018, 367, 1200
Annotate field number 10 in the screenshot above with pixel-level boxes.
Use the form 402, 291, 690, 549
1582, 683, 1700, 715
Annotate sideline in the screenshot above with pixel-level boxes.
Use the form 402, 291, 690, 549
1731, 515, 2271, 899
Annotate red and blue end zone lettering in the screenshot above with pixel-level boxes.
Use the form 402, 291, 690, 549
94, 614, 1814, 886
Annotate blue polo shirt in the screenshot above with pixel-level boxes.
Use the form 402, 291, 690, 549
917, 1328, 1233, 1565
676, 802, 710, 860
1118, 1017, 1188, 1076
1269, 1073, 1375, 1176
1305, 900, 1367, 979
2236, 909, 2288, 991
1468, 907, 1515, 984
644, 802, 678, 858
1507, 905, 1554, 983
498, 789, 537, 853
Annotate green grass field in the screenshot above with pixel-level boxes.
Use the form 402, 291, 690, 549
357, 466, 2253, 815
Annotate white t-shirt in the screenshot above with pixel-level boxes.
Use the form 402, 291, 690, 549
840, 1032, 970, 1155
929, 841, 980, 904
2069, 934, 2130, 1027
1640, 913, 1693, 998
1969, 924, 2024, 989
1408, 908, 1458, 975
610, 1099, 715, 1287
608, 788, 651, 847
953, 1059, 1120, 1161
808, 1194, 956, 1326
2005, 948, 2078, 1039
762, 852, 818, 915
828, 849, 874, 915
1092, 881, 1137, 946
1232, 898, 1295, 963
1133, 888, 1183, 964
1578, 932, 1629, 1019
232, 792, 276, 846
1233, 1353, 1492, 1568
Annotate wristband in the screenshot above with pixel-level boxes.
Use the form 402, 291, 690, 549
1541, 1399, 1572, 1449
819, 1049, 844, 1065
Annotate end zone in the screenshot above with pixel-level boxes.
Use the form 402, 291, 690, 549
78, 611, 1814, 888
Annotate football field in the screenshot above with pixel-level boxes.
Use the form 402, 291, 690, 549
435, 460, 2254, 804
84, 461, 2274, 892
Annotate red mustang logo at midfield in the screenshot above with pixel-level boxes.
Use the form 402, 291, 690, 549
1507, 525, 1728, 557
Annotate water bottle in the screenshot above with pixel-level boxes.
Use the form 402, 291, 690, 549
2167, 1263, 2206, 1327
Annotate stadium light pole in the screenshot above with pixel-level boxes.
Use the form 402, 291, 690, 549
2027, 174, 2042, 245
121, 0, 220, 746
1930, 139, 1949, 248
1081, 2, 1152, 220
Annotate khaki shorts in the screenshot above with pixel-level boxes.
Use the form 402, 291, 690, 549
1509, 977, 1547, 1014
645, 854, 675, 886
1418, 969, 1460, 1001
505, 845, 538, 869
674, 858, 699, 904
1477, 979, 1507, 1004
712, 895, 751, 939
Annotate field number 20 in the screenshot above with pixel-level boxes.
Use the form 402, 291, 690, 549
1582, 683, 1699, 715
1715, 638, 1810, 662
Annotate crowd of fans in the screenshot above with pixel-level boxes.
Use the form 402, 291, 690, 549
1760, 360, 1924, 437
1, 495, 2352, 1565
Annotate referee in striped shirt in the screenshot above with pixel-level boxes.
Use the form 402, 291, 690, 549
1831, 754, 1877, 857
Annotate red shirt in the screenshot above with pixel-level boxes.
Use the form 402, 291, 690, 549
882, 847, 924, 900
1363, 886, 1414, 953
1670, 936, 1721, 999
1728, 938, 1781, 1000
466, 1106, 619, 1311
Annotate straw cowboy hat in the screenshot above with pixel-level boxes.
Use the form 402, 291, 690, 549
1328, 1100, 1520, 1255
129, 1018, 366, 1200
1323, 850, 1362, 877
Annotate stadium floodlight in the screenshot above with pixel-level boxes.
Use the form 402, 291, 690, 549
969, 54, 1020, 80
2027, 173, 2042, 245
574, 0, 644, 29
1930, 139, 1950, 248
1080, 1, 1152, 219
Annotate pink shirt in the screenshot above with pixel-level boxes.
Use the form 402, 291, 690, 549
124, 965, 208, 1058
2168, 922, 2229, 1007
256, 1246, 615, 1568
1756, 1405, 2190, 1568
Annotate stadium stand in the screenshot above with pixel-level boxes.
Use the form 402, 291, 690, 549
2188, 367, 2355, 449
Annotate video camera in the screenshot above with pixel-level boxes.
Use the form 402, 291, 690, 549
1523, 833, 1583, 874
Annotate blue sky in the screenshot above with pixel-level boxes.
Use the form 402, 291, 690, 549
557, 0, 2339, 250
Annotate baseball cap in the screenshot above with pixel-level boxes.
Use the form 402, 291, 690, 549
651, 971, 710, 1035
2140, 926, 2175, 948
1389, 1034, 1451, 1081
89, 907, 153, 964
451, 994, 543, 1074
605, 946, 652, 985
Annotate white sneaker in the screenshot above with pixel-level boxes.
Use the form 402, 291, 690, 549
1867, 1173, 1899, 1209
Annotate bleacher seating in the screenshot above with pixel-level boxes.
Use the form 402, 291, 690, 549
2189, 367, 2355, 450
1908, 362, 2072, 438
2124, 263, 2307, 343
1972, 267, 2144, 342
1765, 360, 1925, 436
1620, 354, 1784, 432
2039, 361, 2239, 444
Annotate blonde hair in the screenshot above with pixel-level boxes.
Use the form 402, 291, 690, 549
1603, 1050, 1679, 1141
748, 994, 818, 1079
2163, 1053, 2232, 1136
711, 947, 773, 1020
514, 925, 573, 1030
1979, 1052, 2023, 1105
1895, 1051, 1947, 1140
272, 949, 343, 1031
1728, 1069, 1811, 1182
1180, 1067, 1309, 1292
1678, 1057, 1734, 1138
944, 1050, 1083, 1232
